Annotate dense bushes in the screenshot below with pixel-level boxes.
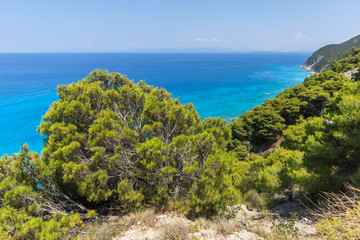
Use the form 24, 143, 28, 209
36, 70, 247, 216
0, 144, 85, 239
331, 47, 360, 74
0, 70, 251, 238
230, 49, 360, 201
238, 147, 308, 203
230, 69, 349, 150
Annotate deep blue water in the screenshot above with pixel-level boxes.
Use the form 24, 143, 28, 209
0, 53, 310, 155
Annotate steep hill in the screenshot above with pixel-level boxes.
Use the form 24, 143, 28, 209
302, 34, 360, 73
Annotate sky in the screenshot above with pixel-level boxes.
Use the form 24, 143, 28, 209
0, 0, 359, 52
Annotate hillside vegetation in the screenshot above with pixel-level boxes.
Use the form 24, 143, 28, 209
1, 48, 360, 239
230, 48, 360, 201
302, 34, 360, 72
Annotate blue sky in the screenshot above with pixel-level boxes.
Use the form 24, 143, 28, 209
0, 0, 359, 52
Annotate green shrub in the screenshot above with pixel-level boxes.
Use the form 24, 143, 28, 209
37, 70, 246, 216
243, 189, 265, 209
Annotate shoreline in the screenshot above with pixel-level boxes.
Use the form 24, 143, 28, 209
299, 65, 315, 74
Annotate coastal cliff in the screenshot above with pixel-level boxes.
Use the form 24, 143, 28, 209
302, 34, 360, 73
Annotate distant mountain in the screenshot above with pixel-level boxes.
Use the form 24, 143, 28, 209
302, 34, 360, 73
133, 47, 238, 53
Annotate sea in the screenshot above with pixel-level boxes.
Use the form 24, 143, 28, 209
0, 53, 310, 155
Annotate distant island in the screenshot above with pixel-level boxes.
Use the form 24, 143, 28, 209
302, 34, 360, 73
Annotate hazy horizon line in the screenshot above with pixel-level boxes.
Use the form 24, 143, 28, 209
0, 49, 313, 54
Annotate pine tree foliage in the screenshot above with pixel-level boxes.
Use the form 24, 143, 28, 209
37, 70, 246, 216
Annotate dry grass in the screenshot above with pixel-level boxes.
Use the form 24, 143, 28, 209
312, 184, 360, 219
195, 217, 239, 237
159, 219, 190, 240
310, 184, 360, 239
76, 208, 157, 239
120, 208, 157, 227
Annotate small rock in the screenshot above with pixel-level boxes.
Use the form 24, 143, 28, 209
236, 204, 262, 222
137, 221, 141, 225
299, 217, 313, 224
271, 202, 302, 217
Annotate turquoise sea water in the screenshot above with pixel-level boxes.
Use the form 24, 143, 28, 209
0, 53, 310, 155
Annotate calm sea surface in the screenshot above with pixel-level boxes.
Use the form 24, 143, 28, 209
0, 53, 310, 155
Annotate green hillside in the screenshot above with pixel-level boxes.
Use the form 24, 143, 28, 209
302, 34, 360, 73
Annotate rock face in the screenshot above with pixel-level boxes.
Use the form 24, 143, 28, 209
302, 34, 360, 73
271, 202, 304, 217
343, 67, 359, 80
301, 54, 325, 73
